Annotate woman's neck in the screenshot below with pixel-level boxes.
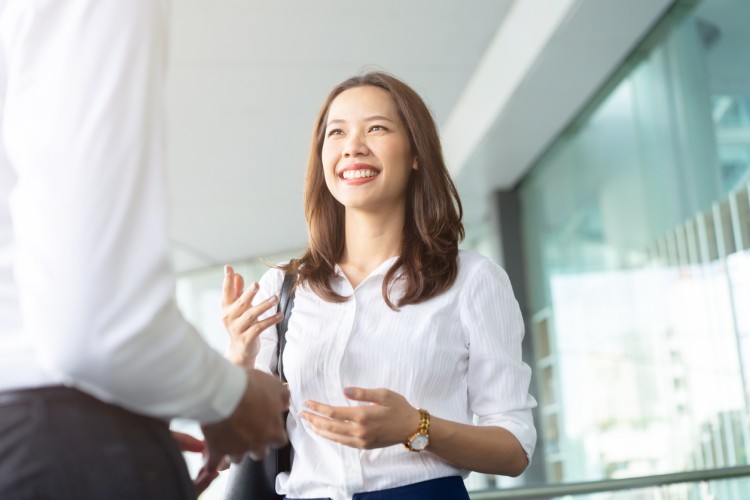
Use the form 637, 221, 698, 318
339, 206, 404, 288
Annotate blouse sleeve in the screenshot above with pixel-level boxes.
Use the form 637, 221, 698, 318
460, 258, 537, 461
252, 267, 285, 376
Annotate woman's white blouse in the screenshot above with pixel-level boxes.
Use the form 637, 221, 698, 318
253, 250, 536, 500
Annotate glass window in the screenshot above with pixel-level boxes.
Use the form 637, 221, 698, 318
517, 0, 750, 496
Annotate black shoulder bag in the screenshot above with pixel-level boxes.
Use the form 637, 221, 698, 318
222, 270, 296, 500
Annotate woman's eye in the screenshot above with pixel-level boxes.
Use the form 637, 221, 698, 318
369, 125, 387, 132
327, 129, 343, 137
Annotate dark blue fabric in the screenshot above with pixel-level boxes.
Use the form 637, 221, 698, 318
285, 475, 469, 500
0, 386, 195, 500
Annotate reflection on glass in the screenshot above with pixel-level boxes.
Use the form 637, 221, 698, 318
518, 0, 750, 496
713, 95, 750, 193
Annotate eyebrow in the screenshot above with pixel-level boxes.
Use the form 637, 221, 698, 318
326, 115, 395, 127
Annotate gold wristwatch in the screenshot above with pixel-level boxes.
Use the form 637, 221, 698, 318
404, 408, 430, 452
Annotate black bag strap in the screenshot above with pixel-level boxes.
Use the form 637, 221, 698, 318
276, 268, 296, 384
274, 266, 296, 475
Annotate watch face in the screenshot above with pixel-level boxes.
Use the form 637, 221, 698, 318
410, 434, 429, 451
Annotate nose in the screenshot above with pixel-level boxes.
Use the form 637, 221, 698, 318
342, 133, 369, 158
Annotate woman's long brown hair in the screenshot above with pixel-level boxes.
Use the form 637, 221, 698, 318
283, 71, 464, 310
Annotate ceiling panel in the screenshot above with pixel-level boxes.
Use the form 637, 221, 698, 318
167, 0, 515, 272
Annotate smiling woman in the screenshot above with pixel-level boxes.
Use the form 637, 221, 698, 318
302, 73, 465, 308
220, 71, 537, 500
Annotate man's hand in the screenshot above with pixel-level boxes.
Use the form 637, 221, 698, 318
171, 431, 219, 495
200, 369, 290, 471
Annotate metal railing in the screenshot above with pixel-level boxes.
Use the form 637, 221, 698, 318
470, 465, 750, 499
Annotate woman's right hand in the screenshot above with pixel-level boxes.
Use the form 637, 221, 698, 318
221, 265, 284, 368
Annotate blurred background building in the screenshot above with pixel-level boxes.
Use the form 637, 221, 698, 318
167, 0, 750, 498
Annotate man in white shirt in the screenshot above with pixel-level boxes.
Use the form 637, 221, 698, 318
0, 1, 288, 498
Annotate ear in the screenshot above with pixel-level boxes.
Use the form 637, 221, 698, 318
412, 157, 418, 170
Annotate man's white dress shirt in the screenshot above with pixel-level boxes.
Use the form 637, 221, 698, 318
0, 0, 245, 422
253, 250, 537, 500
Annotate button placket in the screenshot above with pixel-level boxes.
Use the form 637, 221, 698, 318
342, 447, 364, 494
328, 284, 357, 403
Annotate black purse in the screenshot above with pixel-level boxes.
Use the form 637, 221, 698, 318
222, 270, 296, 500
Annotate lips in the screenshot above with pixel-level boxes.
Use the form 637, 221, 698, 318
337, 164, 381, 182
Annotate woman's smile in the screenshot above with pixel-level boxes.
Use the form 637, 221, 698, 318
338, 163, 381, 184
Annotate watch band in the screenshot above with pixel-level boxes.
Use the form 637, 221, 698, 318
416, 408, 430, 435
404, 408, 430, 451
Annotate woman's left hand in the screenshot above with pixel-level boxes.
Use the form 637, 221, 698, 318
300, 387, 420, 450
221, 265, 282, 368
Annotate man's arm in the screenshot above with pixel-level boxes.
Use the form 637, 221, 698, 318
1, 0, 240, 422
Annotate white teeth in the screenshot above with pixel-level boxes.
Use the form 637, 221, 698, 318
342, 169, 377, 180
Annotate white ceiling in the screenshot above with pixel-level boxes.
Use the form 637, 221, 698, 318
166, 0, 675, 274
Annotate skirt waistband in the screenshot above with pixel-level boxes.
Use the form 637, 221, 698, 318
285, 475, 469, 500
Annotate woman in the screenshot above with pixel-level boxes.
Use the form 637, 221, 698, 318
221, 72, 536, 500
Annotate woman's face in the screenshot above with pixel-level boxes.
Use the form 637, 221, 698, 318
321, 85, 416, 214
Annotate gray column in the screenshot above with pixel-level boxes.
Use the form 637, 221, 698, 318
490, 189, 547, 486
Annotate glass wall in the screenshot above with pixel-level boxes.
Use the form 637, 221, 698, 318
518, 0, 750, 497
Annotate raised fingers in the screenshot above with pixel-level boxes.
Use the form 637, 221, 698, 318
246, 308, 284, 335
233, 281, 259, 310
233, 273, 244, 301
222, 281, 261, 325
231, 295, 282, 336
221, 265, 236, 308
